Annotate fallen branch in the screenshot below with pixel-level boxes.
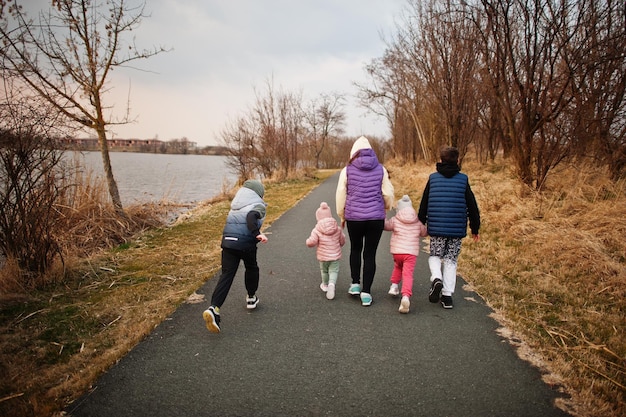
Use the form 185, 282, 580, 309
105, 315, 122, 327
545, 326, 625, 390
0, 392, 24, 403
15, 309, 48, 324
571, 355, 626, 391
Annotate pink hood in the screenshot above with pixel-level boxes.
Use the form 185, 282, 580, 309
384, 207, 427, 256
306, 217, 346, 261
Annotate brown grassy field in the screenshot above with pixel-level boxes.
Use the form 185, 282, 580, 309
0, 160, 624, 417
0, 172, 333, 417
388, 159, 625, 417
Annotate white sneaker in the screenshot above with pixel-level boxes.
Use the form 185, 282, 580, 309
246, 295, 259, 310
360, 292, 373, 306
348, 283, 361, 295
202, 306, 221, 333
388, 283, 400, 296
399, 296, 410, 313
326, 283, 335, 300
320, 282, 328, 292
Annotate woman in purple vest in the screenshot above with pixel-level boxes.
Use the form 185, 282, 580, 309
336, 136, 395, 306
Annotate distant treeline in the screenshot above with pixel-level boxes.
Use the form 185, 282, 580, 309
57, 137, 229, 155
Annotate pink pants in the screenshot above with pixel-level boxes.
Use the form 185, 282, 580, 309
390, 253, 417, 297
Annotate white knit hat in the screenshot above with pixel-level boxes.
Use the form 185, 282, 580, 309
397, 195, 413, 210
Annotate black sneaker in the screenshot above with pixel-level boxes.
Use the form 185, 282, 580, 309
429, 278, 443, 303
246, 295, 259, 310
441, 295, 454, 309
203, 306, 221, 333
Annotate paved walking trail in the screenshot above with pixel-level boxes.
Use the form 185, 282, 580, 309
66, 174, 570, 417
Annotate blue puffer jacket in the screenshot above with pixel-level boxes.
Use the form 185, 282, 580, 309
221, 187, 266, 250
418, 162, 480, 238
425, 171, 469, 238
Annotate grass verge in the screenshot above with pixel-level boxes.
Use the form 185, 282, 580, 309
389, 159, 625, 417
0, 171, 333, 417
1, 160, 624, 417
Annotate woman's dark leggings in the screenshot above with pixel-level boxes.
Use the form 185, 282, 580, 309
346, 219, 384, 294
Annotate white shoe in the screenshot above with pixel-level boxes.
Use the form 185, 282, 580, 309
348, 283, 361, 295
388, 283, 400, 296
326, 283, 335, 300
360, 292, 373, 306
246, 295, 259, 309
399, 296, 410, 313
320, 282, 328, 292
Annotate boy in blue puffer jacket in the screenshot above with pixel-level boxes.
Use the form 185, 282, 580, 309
203, 179, 268, 333
418, 146, 480, 309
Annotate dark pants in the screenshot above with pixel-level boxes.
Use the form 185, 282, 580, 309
211, 247, 259, 308
346, 219, 384, 294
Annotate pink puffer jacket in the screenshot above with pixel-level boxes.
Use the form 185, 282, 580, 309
306, 217, 346, 261
384, 207, 427, 256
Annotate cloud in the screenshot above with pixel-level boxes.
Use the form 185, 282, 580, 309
41, 0, 405, 145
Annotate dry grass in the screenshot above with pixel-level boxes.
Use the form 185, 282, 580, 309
0, 170, 333, 417
388, 159, 625, 417
1, 161, 624, 417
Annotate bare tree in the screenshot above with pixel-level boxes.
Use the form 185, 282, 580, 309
276, 89, 303, 177
0, 0, 166, 216
357, 0, 625, 186
221, 78, 348, 175
406, 0, 482, 162
252, 81, 281, 178
358, 0, 482, 164
566, 0, 626, 180
220, 115, 257, 182
252, 79, 304, 178
302, 92, 346, 169
358, 46, 434, 162
476, 0, 581, 189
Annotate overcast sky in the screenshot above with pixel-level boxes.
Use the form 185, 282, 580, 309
30, 0, 406, 146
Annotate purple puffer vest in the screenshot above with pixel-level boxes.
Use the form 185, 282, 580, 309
344, 148, 386, 221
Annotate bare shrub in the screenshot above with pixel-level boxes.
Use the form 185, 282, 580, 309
0, 139, 169, 294
0, 129, 64, 286
54, 157, 166, 260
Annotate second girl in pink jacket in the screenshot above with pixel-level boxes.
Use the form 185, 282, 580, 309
384, 195, 427, 313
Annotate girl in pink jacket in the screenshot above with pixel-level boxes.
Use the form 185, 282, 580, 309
306, 202, 346, 300
384, 195, 427, 313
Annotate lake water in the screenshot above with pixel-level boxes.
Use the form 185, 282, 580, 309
75, 152, 238, 206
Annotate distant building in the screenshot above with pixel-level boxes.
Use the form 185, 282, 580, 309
56, 137, 99, 151
57, 137, 198, 154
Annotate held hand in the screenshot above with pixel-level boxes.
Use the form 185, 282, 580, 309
472, 234, 480, 242
341, 220, 345, 229
257, 233, 268, 243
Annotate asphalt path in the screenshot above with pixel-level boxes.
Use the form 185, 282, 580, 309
66, 173, 570, 417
